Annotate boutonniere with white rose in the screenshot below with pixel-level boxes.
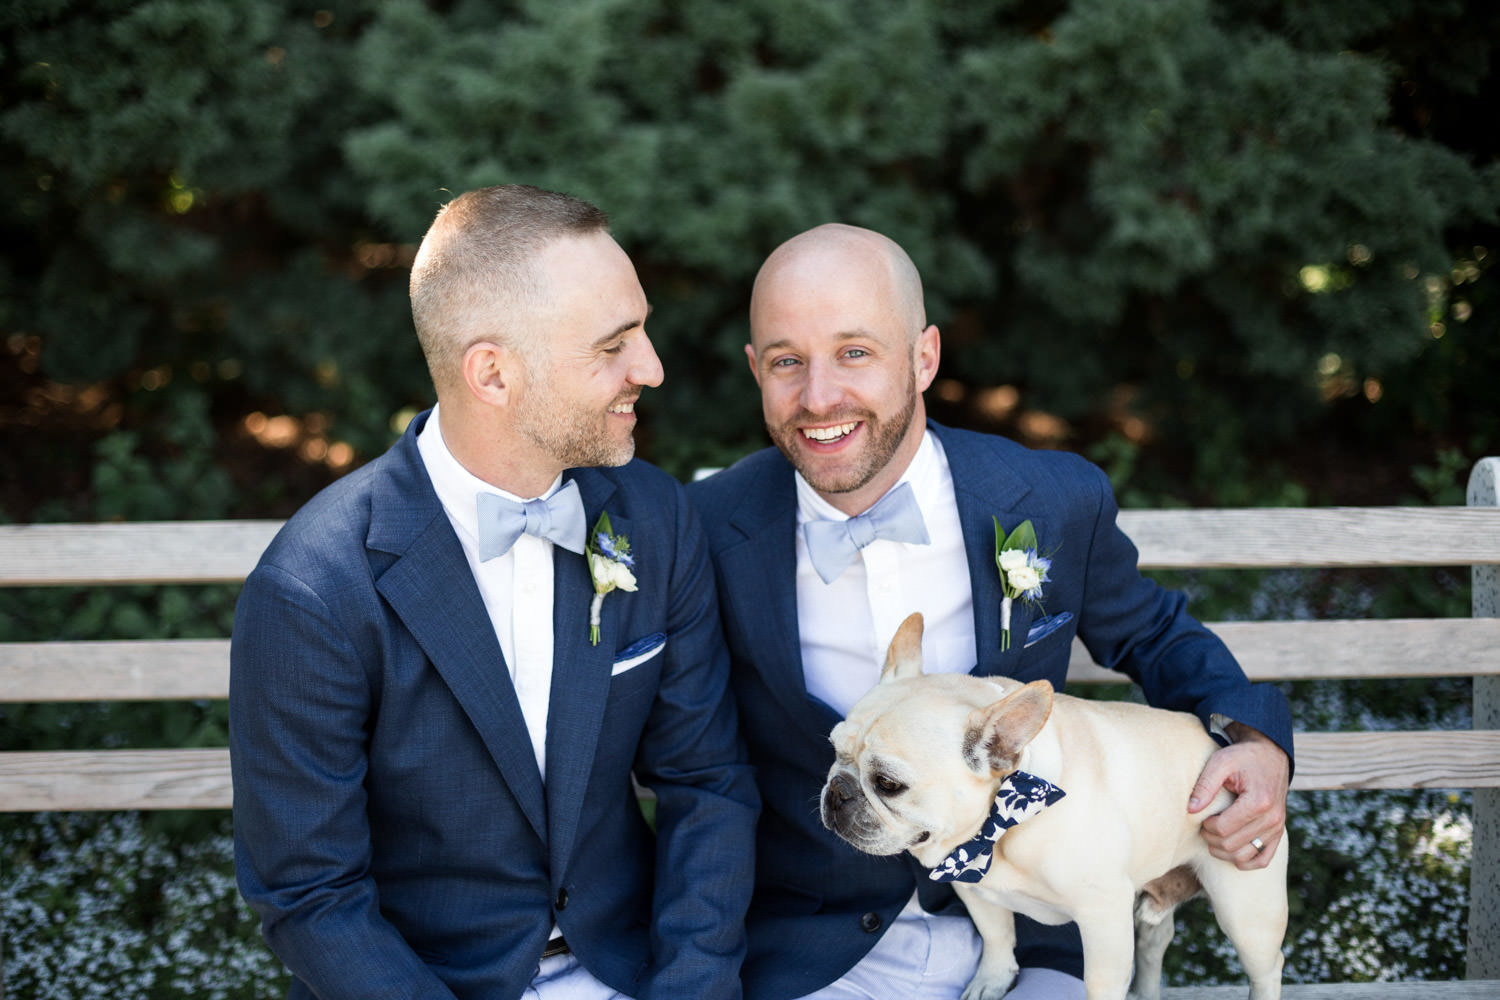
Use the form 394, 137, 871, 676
586, 511, 636, 646
993, 517, 1052, 651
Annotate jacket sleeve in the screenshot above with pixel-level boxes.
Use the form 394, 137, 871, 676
1072, 462, 1294, 769
230, 560, 460, 1000
629, 480, 760, 1000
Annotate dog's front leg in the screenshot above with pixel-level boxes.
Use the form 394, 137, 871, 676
1075, 901, 1138, 1000
953, 883, 1018, 1000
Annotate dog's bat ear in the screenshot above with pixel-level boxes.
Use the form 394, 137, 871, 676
964, 680, 1054, 775
879, 612, 926, 682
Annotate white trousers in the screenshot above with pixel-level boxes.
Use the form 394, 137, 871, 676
796, 898, 1085, 1000
525, 951, 633, 1000
522, 910, 1087, 1000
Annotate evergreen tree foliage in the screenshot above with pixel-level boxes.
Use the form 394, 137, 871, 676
2, 0, 1494, 509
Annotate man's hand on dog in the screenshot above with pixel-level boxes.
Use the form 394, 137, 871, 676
1187, 723, 1290, 870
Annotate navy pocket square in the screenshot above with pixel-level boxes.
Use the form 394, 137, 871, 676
1023, 612, 1074, 649
612, 632, 667, 675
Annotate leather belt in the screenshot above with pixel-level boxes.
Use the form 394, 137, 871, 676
542, 936, 570, 959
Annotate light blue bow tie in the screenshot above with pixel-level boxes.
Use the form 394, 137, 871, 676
802, 481, 930, 584
476, 479, 586, 560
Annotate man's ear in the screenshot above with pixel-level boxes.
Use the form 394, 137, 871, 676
744, 343, 763, 387
463, 341, 519, 406
914, 324, 940, 393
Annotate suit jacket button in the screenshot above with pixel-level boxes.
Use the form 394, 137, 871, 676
555, 888, 569, 911
859, 912, 881, 933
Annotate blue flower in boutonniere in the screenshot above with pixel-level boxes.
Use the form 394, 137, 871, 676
993, 518, 1052, 651
586, 511, 636, 646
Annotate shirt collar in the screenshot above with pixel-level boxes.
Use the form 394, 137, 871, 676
417, 403, 565, 545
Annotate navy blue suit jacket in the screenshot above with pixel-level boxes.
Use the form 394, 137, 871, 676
231, 409, 759, 1000
687, 421, 1292, 1000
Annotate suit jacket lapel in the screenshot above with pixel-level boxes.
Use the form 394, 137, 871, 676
543, 469, 619, 874
717, 456, 838, 728
369, 415, 548, 842
933, 423, 1045, 675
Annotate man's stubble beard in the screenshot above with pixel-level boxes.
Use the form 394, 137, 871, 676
768, 380, 917, 496
513, 367, 636, 471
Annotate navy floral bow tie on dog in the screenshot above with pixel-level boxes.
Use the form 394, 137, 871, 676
928, 771, 1066, 883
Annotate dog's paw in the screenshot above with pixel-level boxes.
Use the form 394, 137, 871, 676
960, 965, 1018, 1000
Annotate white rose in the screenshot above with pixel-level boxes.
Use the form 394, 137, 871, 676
1007, 565, 1040, 593
610, 561, 638, 592
592, 552, 638, 593
998, 549, 1028, 572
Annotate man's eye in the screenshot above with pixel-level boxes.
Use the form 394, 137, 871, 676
603, 341, 626, 355
842, 348, 869, 360
873, 775, 906, 796
770, 356, 800, 369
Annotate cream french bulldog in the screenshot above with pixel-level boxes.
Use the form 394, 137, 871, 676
822, 613, 1287, 1000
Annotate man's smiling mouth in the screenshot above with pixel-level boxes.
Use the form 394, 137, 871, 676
802, 421, 858, 443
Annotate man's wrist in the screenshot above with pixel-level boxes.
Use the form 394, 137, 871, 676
1209, 712, 1235, 743
1221, 720, 1273, 745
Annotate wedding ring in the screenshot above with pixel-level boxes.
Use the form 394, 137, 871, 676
1250, 837, 1266, 853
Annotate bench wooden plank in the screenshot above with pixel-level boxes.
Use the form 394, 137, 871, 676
1121, 507, 1500, 569
4, 508, 1500, 588
0, 749, 233, 811
0, 520, 282, 586
1161, 983, 1500, 998
0, 640, 231, 701
4, 618, 1496, 704
1292, 731, 1500, 791
1066, 619, 1500, 684
3, 731, 1494, 812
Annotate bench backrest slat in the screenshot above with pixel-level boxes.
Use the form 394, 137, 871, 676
0, 520, 282, 585
1066, 618, 1500, 683
0, 749, 233, 811
1291, 730, 1500, 791
5, 728, 1493, 811
3, 507, 1500, 587
0, 640, 231, 701
1120, 507, 1500, 568
8, 618, 1497, 704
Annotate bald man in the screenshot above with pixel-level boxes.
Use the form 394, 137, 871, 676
687, 224, 1292, 1000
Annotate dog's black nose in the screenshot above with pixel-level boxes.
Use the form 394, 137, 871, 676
825, 773, 857, 812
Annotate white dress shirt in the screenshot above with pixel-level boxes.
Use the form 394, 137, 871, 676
418, 405, 558, 780
795, 430, 978, 717
795, 429, 999, 1000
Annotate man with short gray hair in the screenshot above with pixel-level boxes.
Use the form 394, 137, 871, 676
232, 185, 758, 1000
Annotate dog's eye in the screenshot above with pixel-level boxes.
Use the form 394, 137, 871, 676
873, 775, 906, 796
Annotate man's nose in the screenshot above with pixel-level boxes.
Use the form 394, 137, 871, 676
630, 334, 664, 388
800, 358, 842, 413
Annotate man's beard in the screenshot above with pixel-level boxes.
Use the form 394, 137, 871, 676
767, 381, 917, 496
514, 372, 636, 471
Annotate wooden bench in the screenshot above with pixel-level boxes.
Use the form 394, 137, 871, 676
3, 459, 1498, 997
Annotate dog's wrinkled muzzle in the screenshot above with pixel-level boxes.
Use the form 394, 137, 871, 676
821, 770, 894, 851
821, 771, 860, 828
